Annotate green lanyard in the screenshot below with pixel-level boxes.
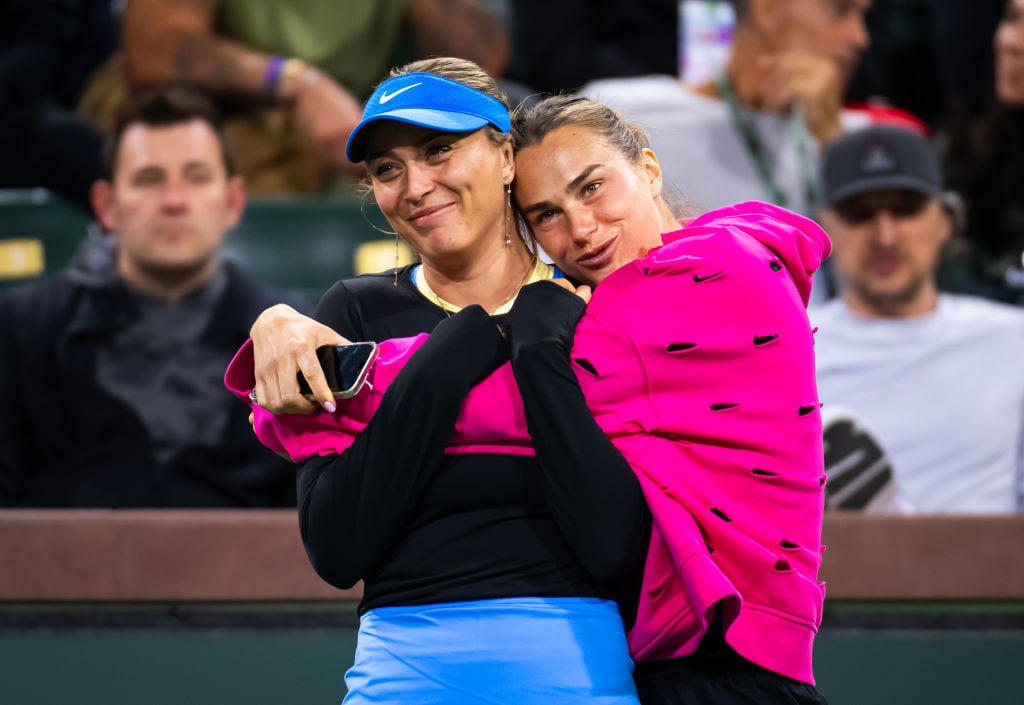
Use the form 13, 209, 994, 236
716, 74, 819, 211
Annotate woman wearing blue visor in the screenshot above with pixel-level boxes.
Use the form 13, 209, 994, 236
245, 57, 650, 704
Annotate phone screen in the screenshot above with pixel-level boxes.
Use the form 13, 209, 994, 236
297, 342, 378, 398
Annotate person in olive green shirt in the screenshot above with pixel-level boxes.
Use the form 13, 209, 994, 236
80, 0, 508, 194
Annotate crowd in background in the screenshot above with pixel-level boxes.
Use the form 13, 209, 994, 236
0, 0, 1021, 514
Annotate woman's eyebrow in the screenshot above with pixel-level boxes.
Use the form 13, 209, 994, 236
565, 164, 601, 194
365, 132, 463, 162
519, 164, 603, 215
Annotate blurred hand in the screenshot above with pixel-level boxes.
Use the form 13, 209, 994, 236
250, 304, 349, 414
759, 51, 843, 144
291, 69, 365, 172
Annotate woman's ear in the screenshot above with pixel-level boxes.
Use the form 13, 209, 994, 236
500, 140, 515, 186
641, 148, 664, 198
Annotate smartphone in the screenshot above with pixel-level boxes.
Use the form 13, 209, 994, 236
297, 342, 379, 400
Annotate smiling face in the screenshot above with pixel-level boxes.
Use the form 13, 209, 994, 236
92, 119, 243, 288
363, 123, 513, 267
996, 0, 1024, 106
513, 125, 668, 287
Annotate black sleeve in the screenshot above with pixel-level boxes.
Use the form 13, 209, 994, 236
504, 282, 651, 584
296, 305, 507, 589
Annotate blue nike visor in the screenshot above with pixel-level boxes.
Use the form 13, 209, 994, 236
346, 72, 511, 163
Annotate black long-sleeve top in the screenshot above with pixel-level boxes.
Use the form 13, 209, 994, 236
298, 266, 650, 614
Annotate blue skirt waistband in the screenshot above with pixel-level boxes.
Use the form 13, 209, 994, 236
342, 596, 640, 705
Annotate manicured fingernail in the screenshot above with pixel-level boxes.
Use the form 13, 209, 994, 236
324, 401, 337, 413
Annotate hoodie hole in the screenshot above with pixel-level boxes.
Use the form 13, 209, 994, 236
573, 358, 600, 377
798, 404, 817, 417
752, 468, 779, 478
753, 333, 780, 346
770, 261, 783, 272
666, 342, 698, 353
774, 558, 792, 572
710, 507, 732, 522
780, 539, 800, 550
710, 402, 739, 412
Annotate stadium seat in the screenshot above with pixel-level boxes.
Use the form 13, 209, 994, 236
222, 196, 416, 302
0, 189, 91, 287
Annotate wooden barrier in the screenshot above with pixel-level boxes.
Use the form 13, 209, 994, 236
0, 510, 350, 601
1, 510, 1022, 602
820, 513, 1024, 600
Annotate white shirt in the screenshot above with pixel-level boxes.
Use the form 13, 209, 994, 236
812, 295, 1024, 513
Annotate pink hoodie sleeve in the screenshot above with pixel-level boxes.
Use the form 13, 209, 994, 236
223, 335, 428, 462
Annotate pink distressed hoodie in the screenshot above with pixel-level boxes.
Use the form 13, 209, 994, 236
225, 201, 831, 684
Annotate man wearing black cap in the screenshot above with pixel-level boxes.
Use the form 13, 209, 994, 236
811, 124, 1024, 514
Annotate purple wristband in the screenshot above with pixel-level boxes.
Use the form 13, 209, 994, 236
262, 55, 286, 102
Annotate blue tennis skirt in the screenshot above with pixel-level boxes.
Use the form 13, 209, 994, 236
341, 596, 640, 705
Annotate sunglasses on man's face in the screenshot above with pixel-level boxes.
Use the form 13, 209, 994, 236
832, 190, 931, 225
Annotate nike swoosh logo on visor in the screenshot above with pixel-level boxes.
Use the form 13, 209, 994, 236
379, 83, 423, 104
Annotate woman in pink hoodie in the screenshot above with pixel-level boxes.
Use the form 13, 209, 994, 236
508, 95, 831, 705
235, 93, 832, 705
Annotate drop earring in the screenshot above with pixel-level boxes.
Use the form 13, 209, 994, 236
505, 183, 512, 248
393, 233, 400, 286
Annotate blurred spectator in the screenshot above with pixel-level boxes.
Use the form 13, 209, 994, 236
0, 0, 118, 213
813, 124, 1024, 514
944, 0, 1024, 305
0, 86, 303, 508
77, 0, 508, 194
583, 0, 872, 217
505, 0, 677, 95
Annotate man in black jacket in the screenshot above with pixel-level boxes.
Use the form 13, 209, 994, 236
0, 86, 302, 507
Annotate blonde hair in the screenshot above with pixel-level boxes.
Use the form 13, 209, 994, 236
512, 94, 649, 162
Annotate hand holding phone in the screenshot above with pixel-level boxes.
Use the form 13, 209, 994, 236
297, 342, 379, 401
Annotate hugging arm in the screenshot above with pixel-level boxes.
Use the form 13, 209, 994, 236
505, 282, 651, 583
297, 305, 507, 589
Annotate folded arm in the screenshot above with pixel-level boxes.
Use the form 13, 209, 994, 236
505, 281, 651, 583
